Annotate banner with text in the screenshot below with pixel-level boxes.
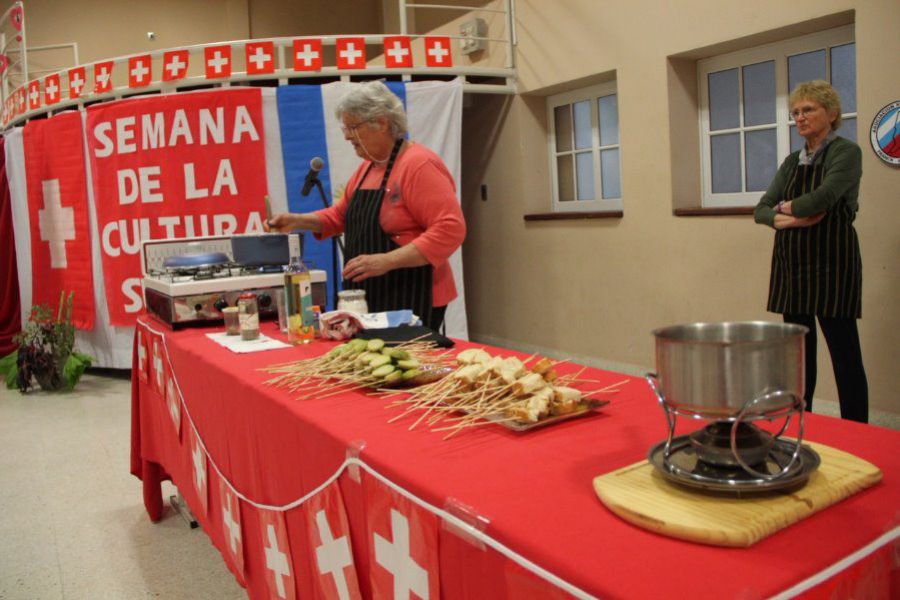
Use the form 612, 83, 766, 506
86, 88, 268, 325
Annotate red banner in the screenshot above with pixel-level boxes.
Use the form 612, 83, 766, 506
85, 88, 268, 325
23, 112, 95, 329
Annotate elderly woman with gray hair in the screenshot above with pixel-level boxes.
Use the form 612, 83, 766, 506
267, 81, 466, 331
754, 79, 867, 423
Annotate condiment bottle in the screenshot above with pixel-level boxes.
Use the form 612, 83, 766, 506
337, 289, 368, 313
237, 293, 260, 341
284, 234, 315, 345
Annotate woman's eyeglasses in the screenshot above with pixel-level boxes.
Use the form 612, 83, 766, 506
341, 120, 371, 135
790, 106, 821, 120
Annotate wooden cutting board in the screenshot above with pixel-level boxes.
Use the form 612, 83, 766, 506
593, 441, 882, 547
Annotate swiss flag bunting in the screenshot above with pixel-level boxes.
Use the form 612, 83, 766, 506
218, 477, 246, 580
304, 483, 362, 599
292, 39, 322, 72
135, 327, 149, 383
94, 61, 113, 93
258, 509, 297, 600
189, 425, 209, 516
68, 67, 86, 99
27, 80, 40, 110
43, 74, 61, 104
383, 36, 413, 68
245, 41, 275, 75
365, 473, 440, 600
205, 45, 232, 79
424, 37, 453, 67
164, 366, 182, 438
128, 55, 152, 88
336, 38, 366, 70
149, 335, 165, 396
162, 50, 189, 81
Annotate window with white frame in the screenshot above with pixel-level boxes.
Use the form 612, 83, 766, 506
547, 82, 622, 212
699, 25, 856, 208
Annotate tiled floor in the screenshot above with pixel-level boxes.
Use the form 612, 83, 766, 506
0, 372, 244, 600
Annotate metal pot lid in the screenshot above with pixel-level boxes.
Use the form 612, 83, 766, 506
163, 251, 230, 269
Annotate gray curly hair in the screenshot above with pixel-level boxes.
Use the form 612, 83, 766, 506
335, 80, 408, 138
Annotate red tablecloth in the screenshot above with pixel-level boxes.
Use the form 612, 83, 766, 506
131, 317, 900, 599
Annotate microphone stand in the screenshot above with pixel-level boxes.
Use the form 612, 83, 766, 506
313, 178, 343, 309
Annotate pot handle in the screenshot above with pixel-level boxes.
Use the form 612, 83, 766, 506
731, 390, 805, 480
645, 372, 665, 408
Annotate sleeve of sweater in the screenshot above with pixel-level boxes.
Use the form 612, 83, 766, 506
754, 154, 795, 228
402, 157, 466, 267
790, 139, 862, 217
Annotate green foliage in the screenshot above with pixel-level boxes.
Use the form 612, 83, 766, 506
0, 351, 18, 390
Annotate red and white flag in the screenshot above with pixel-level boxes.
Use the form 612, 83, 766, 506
128, 55, 152, 87
245, 41, 275, 75
68, 67, 87, 99
27, 80, 41, 110
164, 366, 181, 438
135, 326, 149, 383
292, 39, 322, 72
304, 483, 361, 600
188, 425, 208, 516
336, 38, 366, 70
365, 474, 440, 600
94, 61, 114, 93
258, 509, 297, 600
16, 87, 26, 114
148, 334, 166, 396
383, 36, 413, 68
43, 74, 61, 105
219, 478, 245, 580
424, 37, 453, 67
205, 45, 232, 79
162, 50, 189, 81
22, 112, 95, 329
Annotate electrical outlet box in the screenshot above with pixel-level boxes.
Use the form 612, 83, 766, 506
459, 18, 487, 55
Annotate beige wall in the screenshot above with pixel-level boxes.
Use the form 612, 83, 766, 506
458, 0, 900, 415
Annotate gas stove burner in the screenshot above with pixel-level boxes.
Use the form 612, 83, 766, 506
689, 422, 775, 468
649, 434, 820, 494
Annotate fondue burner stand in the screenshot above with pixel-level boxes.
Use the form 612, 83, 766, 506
647, 379, 820, 494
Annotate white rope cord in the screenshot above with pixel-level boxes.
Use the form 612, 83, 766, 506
143, 321, 596, 599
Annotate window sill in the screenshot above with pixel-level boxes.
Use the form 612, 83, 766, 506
673, 207, 754, 216
524, 210, 623, 222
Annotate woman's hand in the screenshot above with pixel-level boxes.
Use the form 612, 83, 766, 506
343, 253, 394, 282
264, 213, 297, 233
774, 212, 825, 230
779, 200, 794, 215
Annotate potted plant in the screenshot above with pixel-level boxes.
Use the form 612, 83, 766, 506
0, 291, 93, 393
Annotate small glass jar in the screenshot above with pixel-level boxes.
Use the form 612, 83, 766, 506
337, 289, 368, 314
237, 293, 260, 341
222, 306, 240, 336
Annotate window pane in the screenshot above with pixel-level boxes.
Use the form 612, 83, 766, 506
745, 129, 777, 192
840, 117, 857, 143
573, 100, 592, 150
554, 104, 572, 152
708, 68, 740, 131
598, 94, 619, 146
600, 149, 621, 199
790, 125, 804, 153
742, 61, 775, 126
711, 133, 741, 193
557, 154, 574, 202
575, 151, 595, 200
788, 49, 826, 91
831, 43, 856, 113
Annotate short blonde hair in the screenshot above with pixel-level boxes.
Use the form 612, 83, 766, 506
790, 80, 842, 130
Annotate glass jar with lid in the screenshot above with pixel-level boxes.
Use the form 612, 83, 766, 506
237, 292, 260, 341
337, 289, 368, 313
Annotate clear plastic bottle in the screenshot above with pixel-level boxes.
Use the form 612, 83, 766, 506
284, 234, 315, 344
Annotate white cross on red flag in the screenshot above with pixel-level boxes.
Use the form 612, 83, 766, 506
292, 39, 322, 72
304, 482, 361, 600
245, 41, 275, 75
27, 80, 41, 110
164, 368, 181, 438
135, 327, 148, 383
68, 67, 86, 99
365, 474, 440, 600
205, 45, 232, 79
336, 38, 366, 70
16, 87, 25, 114
94, 61, 114, 93
128, 55, 152, 87
162, 50, 189, 81
149, 336, 166, 396
218, 477, 245, 581
424, 37, 453, 67
383, 36, 413, 68
258, 509, 297, 600
189, 425, 208, 516
43, 74, 61, 104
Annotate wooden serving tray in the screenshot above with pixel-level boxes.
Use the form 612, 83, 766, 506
593, 441, 882, 547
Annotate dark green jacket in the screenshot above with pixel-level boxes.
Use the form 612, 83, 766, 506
754, 136, 862, 228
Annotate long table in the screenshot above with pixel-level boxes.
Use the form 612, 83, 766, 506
130, 316, 900, 598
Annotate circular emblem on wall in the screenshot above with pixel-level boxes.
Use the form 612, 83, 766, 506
870, 101, 900, 166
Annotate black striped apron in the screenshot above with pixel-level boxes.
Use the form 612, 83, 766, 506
767, 144, 862, 318
343, 139, 434, 325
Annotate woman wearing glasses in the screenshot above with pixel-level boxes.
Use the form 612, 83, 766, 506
266, 81, 465, 331
754, 80, 867, 423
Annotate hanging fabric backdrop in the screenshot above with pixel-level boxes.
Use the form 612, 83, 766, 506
5, 79, 467, 368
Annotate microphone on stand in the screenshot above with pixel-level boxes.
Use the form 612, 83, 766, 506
301, 156, 325, 197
